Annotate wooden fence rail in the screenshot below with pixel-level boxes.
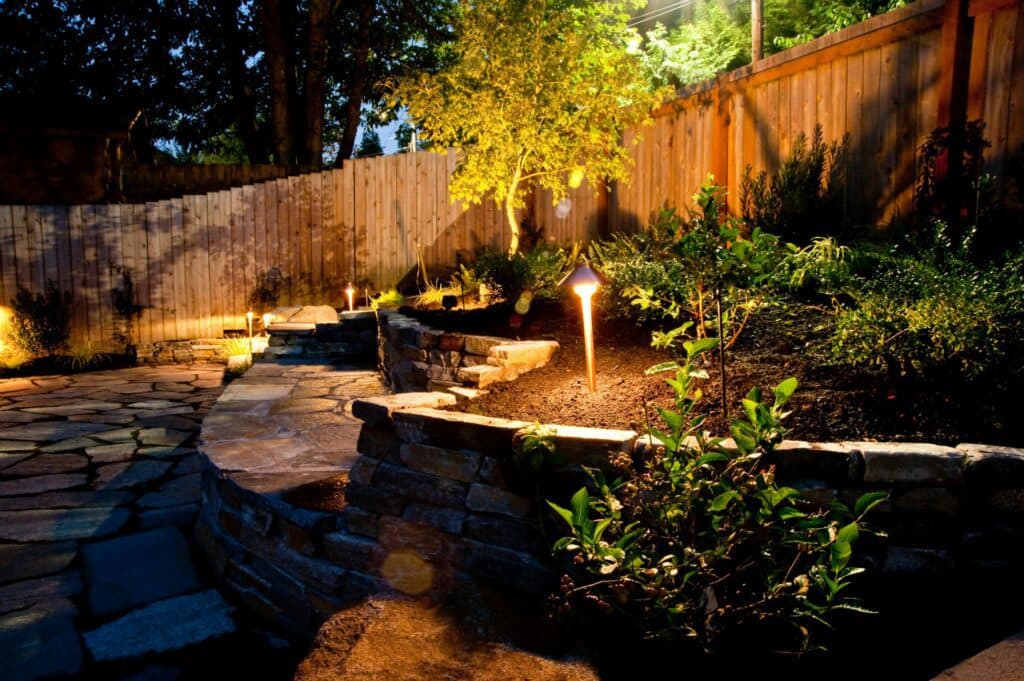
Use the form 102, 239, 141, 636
0, 0, 1020, 350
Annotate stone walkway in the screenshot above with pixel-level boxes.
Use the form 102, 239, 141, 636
0, 364, 239, 681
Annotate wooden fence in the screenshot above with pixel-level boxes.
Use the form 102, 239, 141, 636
609, 0, 1024, 228
0, 0, 1020, 349
120, 163, 310, 201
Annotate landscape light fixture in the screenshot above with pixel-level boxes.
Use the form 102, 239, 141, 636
345, 283, 356, 312
560, 263, 603, 393
246, 310, 254, 353
262, 312, 273, 337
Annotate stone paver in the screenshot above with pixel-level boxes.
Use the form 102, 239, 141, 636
0, 364, 228, 679
83, 589, 236, 661
1, 353, 389, 680
83, 527, 202, 617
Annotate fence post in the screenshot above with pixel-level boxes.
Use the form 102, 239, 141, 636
935, 0, 974, 225
710, 80, 732, 212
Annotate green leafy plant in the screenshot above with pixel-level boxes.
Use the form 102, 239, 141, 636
0, 343, 32, 370
640, 2, 749, 88
774, 236, 852, 297
548, 340, 883, 653
469, 244, 578, 307
66, 342, 109, 371
627, 178, 779, 351
740, 125, 849, 244
831, 246, 1024, 379
218, 337, 252, 358
370, 289, 405, 310
395, 0, 666, 254
9, 281, 72, 356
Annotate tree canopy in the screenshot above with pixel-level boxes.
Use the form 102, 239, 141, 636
395, 0, 666, 254
0, 0, 454, 165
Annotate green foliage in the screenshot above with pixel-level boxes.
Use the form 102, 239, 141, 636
640, 2, 749, 88
740, 125, 849, 244
469, 245, 578, 305
589, 231, 690, 324
0, 343, 32, 370
353, 129, 384, 159
913, 120, 1006, 257
770, 0, 906, 51
370, 289, 405, 310
831, 245, 1024, 379
549, 341, 882, 653
773, 236, 852, 297
395, 0, 667, 253
410, 280, 462, 309
219, 337, 253, 358
66, 342, 109, 371
9, 281, 72, 356
625, 178, 780, 351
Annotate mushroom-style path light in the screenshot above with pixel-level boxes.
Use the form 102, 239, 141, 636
560, 262, 603, 393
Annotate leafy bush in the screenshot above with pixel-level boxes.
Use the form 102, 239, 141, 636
831, 245, 1024, 379
66, 342, 109, 371
773, 236, 853, 297
548, 340, 883, 653
469, 244, 578, 305
640, 2, 749, 88
9, 281, 72, 356
622, 179, 782, 350
740, 125, 849, 244
218, 337, 252, 358
588, 230, 690, 324
370, 289, 405, 310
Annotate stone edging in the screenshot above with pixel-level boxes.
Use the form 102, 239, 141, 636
196, 315, 1024, 639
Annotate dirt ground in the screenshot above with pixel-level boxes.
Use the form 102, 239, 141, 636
456, 302, 1020, 446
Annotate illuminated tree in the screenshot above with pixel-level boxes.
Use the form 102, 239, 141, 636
395, 0, 665, 254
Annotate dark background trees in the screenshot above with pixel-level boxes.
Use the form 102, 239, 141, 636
0, 0, 452, 167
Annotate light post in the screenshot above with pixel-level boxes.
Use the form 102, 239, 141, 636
246, 310, 254, 354
560, 263, 603, 393
262, 313, 273, 337
345, 283, 356, 312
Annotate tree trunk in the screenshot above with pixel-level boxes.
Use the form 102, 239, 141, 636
505, 165, 523, 255
261, 0, 295, 164
334, 0, 376, 166
220, 0, 264, 162
301, 0, 330, 167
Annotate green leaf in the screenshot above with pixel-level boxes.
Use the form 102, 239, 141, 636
657, 407, 683, 433
710, 490, 739, 512
837, 521, 859, 545
776, 506, 806, 520
774, 377, 798, 407
645, 361, 681, 375
831, 540, 852, 573
547, 500, 574, 529
683, 336, 719, 358
854, 491, 888, 517
570, 488, 590, 529
696, 452, 730, 466
593, 518, 612, 544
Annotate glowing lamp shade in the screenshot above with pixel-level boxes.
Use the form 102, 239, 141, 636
559, 264, 604, 393
345, 283, 356, 312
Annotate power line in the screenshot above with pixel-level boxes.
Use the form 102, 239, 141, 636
627, 0, 697, 26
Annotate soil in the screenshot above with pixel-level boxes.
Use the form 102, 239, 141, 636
434, 301, 1022, 446
294, 592, 598, 681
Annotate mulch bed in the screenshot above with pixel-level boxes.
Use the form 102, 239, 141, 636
414, 301, 1020, 446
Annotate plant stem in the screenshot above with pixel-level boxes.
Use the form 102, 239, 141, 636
716, 287, 728, 421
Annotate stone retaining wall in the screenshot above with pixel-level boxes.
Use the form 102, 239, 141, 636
262, 311, 377, 363
136, 339, 225, 365
377, 311, 559, 392
196, 313, 1024, 639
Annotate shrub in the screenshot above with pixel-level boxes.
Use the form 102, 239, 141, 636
548, 340, 883, 654
370, 289, 405, 310
9, 281, 72, 356
469, 244, 578, 305
740, 125, 849, 244
218, 337, 252, 358
588, 230, 689, 324
623, 179, 781, 351
66, 342, 109, 371
831, 245, 1024, 379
